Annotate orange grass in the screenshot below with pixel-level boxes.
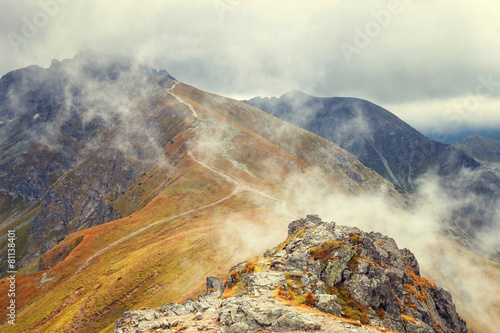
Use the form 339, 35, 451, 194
0, 165, 277, 332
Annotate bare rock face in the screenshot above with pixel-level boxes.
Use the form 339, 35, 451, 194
115, 215, 468, 333
0, 53, 182, 269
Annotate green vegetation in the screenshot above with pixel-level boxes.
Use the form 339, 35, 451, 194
310, 240, 342, 263
66, 170, 78, 180
347, 256, 360, 273
372, 305, 385, 320
348, 232, 364, 245
0, 159, 254, 332
0, 200, 40, 278
331, 283, 371, 325
224, 270, 248, 298
0, 195, 25, 218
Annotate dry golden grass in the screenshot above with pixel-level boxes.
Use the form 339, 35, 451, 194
401, 314, 418, 324
0, 162, 242, 331
0, 81, 402, 333
0, 162, 294, 333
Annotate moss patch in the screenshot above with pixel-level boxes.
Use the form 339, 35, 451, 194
310, 240, 343, 263
331, 283, 370, 325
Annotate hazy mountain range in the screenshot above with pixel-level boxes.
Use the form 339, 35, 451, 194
245, 91, 480, 192
245, 92, 500, 255
0, 53, 498, 332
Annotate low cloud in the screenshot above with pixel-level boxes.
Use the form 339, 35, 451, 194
1, 1, 500, 114
215, 149, 500, 331
384, 96, 500, 143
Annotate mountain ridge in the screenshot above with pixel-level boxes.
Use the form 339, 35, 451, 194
244, 91, 480, 191
244, 91, 500, 255
0, 55, 498, 333
454, 134, 500, 164
0, 54, 183, 268
0, 54, 411, 332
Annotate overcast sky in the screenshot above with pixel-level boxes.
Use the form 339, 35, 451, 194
1, 0, 499, 142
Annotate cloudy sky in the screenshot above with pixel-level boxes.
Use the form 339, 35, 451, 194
1, 0, 499, 142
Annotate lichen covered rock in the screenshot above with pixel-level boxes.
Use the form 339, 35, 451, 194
115, 215, 468, 333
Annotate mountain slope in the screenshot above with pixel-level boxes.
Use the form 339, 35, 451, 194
454, 134, 500, 164
0, 55, 409, 332
1, 56, 497, 333
244, 92, 500, 247
0, 53, 185, 272
245, 91, 479, 191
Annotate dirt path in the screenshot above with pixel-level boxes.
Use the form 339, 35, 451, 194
73, 187, 240, 276
166, 80, 291, 217
188, 151, 293, 218
166, 81, 201, 119
74, 151, 292, 276
166, 81, 292, 215
74, 85, 292, 276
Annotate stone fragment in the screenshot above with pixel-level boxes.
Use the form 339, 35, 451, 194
245, 272, 286, 291
315, 294, 343, 316
322, 247, 355, 286
206, 277, 225, 297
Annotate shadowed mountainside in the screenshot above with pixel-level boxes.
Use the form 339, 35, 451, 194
245, 92, 500, 254
0, 51, 180, 271
454, 134, 500, 164
245, 91, 480, 192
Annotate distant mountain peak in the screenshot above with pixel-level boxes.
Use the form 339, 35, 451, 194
244, 91, 500, 251
460, 133, 500, 143
454, 134, 500, 163
280, 89, 311, 99
46, 50, 175, 81
245, 90, 476, 191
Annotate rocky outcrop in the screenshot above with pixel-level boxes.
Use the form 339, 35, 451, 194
115, 215, 467, 333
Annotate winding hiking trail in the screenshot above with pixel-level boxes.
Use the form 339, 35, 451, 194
73, 84, 293, 277
166, 81, 201, 119
74, 186, 241, 276
188, 151, 293, 218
